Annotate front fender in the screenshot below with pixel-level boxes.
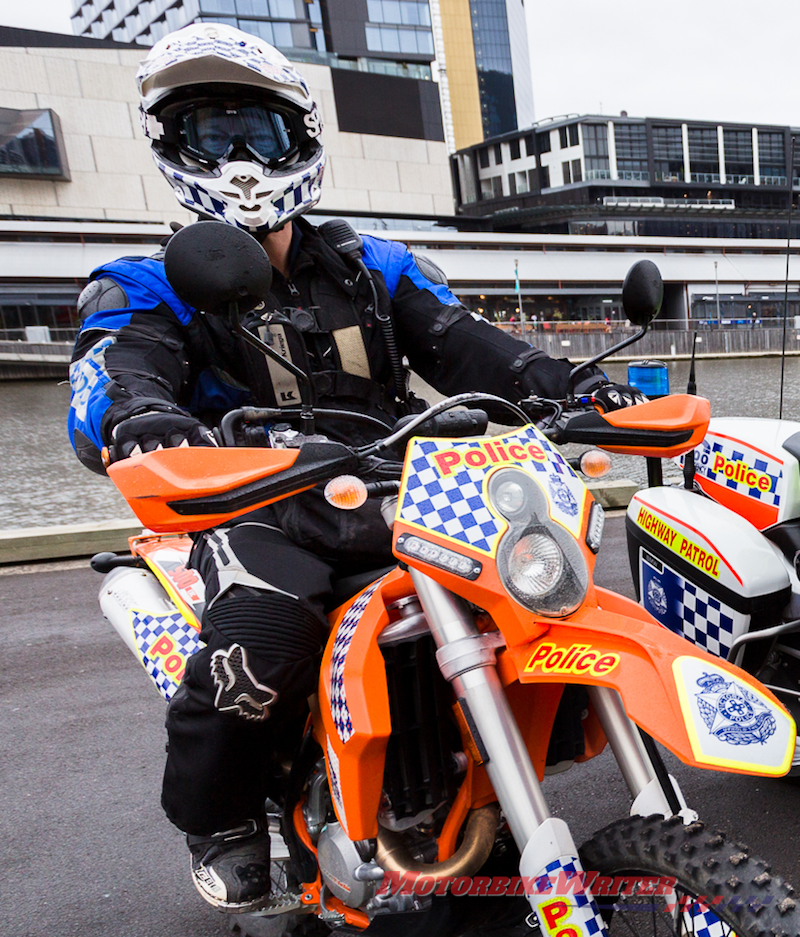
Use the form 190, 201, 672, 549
501, 588, 795, 777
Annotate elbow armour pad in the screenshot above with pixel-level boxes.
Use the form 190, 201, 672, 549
77, 277, 129, 320
412, 252, 449, 286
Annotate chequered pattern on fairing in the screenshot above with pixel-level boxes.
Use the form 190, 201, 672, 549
533, 856, 606, 936
692, 438, 782, 507
681, 902, 733, 937
132, 609, 202, 701
641, 554, 737, 658
329, 579, 383, 743
400, 429, 572, 554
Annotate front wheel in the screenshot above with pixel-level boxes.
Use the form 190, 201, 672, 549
579, 814, 800, 936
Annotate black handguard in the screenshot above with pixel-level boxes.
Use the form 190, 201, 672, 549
109, 411, 217, 461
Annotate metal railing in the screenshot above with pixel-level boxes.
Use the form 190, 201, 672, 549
602, 196, 734, 209
616, 170, 650, 181
493, 323, 800, 359
761, 175, 787, 186
690, 172, 720, 183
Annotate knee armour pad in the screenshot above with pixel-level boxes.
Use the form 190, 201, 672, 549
205, 587, 325, 663
202, 588, 326, 718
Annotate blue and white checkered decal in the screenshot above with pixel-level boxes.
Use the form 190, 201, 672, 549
640, 551, 742, 658
401, 443, 501, 553
689, 435, 783, 508
330, 578, 384, 743
398, 427, 587, 553
530, 856, 607, 936
131, 608, 202, 701
681, 903, 730, 937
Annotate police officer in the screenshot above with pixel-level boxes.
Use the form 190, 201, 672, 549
68, 23, 644, 914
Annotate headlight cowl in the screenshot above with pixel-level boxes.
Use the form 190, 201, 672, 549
489, 469, 588, 617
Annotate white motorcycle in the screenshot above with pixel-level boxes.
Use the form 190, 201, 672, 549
626, 361, 800, 773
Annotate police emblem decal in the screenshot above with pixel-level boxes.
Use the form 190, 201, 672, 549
694, 672, 776, 745
548, 475, 579, 517
646, 577, 668, 616
210, 644, 278, 721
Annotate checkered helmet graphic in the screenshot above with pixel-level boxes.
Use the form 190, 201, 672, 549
137, 22, 325, 232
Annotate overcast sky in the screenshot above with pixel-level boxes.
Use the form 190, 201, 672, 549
3, 0, 800, 128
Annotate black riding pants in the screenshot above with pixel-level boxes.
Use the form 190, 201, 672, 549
162, 520, 337, 835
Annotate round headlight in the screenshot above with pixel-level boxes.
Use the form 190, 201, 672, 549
508, 532, 563, 596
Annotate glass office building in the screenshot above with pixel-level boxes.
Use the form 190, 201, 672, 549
70, 0, 436, 80
453, 114, 800, 238
71, 0, 535, 153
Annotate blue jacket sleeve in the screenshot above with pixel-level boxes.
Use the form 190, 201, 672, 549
68, 255, 196, 473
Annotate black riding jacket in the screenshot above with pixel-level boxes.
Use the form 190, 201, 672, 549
68, 218, 599, 563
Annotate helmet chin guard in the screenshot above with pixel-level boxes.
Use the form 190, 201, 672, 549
156, 154, 326, 231
138, 23, 325, 232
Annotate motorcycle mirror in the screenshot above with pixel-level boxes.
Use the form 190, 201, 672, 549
163, 220, 272, 314
622, 260, 663, 327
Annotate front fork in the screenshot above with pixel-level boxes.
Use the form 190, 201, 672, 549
411, 571, 693, 934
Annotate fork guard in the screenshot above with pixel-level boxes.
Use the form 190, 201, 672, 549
503, 587, 796, 778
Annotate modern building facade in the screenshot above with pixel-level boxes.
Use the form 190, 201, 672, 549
437, 0, 533, 150
69, 2, 446, 148
452, 113, 800, 238
70, 0, 437, 79
0, 25, 454, 338
69, 0, 535, 154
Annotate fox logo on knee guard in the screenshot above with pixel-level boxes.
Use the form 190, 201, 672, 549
210, 644, 278, 721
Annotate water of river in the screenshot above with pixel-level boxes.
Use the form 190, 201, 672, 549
5, 356, 800, 530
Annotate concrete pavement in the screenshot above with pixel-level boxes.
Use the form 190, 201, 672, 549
2, 516, 799, 937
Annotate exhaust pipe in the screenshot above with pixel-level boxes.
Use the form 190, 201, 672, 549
375, 804, 499, 881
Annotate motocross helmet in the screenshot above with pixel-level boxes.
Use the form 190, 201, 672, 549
137, 23, 325, 232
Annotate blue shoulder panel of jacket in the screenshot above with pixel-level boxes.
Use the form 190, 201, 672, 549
361, 235, 461, 307
80, 255, 196, 330
68, 256, 196, 458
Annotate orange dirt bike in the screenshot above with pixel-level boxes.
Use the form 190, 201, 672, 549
90, 223, 800, 937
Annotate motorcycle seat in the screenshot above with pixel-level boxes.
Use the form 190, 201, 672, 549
763, 517, 800, 569
327, 565, 397, 613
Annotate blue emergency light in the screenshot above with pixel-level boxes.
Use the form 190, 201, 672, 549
627, 359, 669, 398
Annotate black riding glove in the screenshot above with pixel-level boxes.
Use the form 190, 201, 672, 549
110, 411, 217, 460
590, 383, 648, 413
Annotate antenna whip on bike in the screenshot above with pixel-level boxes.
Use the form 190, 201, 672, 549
779, 135, 796, 419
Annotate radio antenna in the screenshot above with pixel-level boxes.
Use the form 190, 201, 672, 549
686, 330, 698, 396
683, 330, 698, 490
779, 135, 796, 419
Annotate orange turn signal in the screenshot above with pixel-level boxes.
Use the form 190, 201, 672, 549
324, 475, 368, 510
579, 449, 612, 479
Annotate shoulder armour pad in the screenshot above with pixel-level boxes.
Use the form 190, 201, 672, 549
77, 277, 129, 320
412, 252, 448, 286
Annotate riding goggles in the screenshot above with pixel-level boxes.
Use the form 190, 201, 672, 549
175, 100, 297, 168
